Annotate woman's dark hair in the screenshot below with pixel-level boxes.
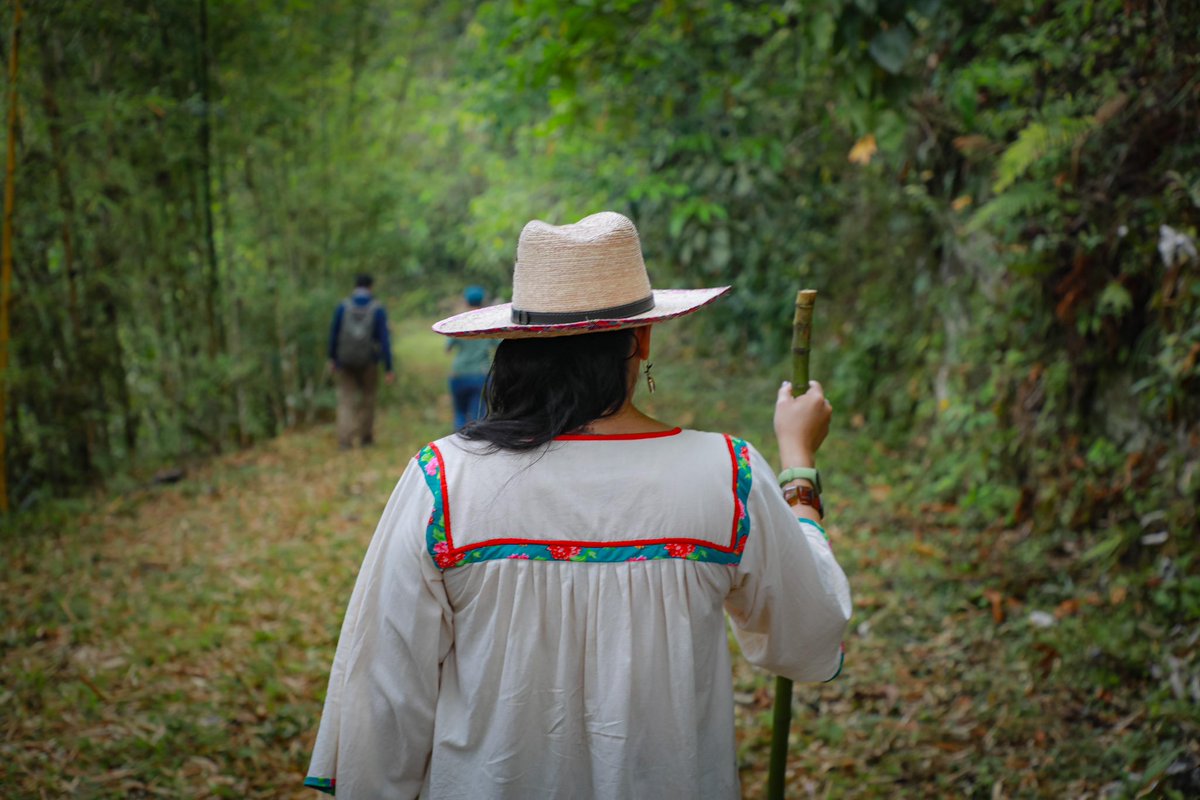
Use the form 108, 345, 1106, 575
355, 273, 374, 289
459, 329, 638, 451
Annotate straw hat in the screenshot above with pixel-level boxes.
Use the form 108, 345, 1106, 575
433, 212, 731, 339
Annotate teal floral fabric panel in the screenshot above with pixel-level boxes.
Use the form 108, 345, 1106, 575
303, 776, 335, 795
417, 443, 456, 569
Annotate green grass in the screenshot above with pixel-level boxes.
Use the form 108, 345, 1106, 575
1, 318, 1195, 798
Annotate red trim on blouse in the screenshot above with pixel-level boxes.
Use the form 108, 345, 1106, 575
554, 427, 683, 441
431, 442, 454, 549
434, 429, 743, 557
723, 434, 739, 549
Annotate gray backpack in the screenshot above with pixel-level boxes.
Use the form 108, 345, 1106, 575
336, 299, 379, 369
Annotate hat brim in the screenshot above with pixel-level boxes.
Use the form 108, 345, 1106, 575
432, 287, 732, 339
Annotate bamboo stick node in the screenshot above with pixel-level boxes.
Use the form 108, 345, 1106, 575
790, 289, 818, 397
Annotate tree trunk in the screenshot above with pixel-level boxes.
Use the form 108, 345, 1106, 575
0, 0, 24, 513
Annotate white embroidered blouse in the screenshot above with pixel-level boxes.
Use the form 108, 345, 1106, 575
306, 428, 852, 799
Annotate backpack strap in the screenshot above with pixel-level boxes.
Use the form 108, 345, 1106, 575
345, 297, 378, 317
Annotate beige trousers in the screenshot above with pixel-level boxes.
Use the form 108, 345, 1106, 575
335, 365, 379, 448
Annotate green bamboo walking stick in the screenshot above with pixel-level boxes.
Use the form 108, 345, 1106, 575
767, 288, 817, 800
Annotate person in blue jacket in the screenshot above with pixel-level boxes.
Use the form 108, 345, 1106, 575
446, 286, 497, 429
328, 274, 394, 449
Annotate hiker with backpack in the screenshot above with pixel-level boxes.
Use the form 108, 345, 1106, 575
328, 274, 395, 449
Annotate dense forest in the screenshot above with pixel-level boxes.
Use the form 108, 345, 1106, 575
3, 1, 1198, 536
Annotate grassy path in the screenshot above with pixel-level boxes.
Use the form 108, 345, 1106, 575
2, 321, 1193, 797
2, 323, 452, 799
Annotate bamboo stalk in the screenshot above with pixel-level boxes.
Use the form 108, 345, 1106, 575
791, 290, 817, 390
767, 288, 818, 800
0, 0, 24, 514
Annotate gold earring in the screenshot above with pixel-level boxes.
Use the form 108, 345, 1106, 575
644, 362, 656, 394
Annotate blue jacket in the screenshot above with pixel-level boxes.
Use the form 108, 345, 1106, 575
329, 289, 393, 371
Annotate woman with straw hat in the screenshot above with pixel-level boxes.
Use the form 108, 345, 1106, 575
305, 212, 851, 799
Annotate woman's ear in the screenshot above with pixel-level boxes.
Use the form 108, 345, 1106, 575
633, 325, 653, 361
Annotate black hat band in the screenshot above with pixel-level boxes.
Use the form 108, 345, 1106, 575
511, 295, 656, 325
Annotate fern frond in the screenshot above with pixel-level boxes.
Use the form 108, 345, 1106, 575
967, 182, 1058, 232
993, 117, 1095, 192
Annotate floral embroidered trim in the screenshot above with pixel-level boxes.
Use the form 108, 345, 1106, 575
416, 435, 754, 570
728, 435, 752, 555
417, 443, 458, 568
427, 539, 747, 566
303, 776, 336, 795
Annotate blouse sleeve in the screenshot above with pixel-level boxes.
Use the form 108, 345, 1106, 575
305, 458, 454, 798
725, 444, 852, 683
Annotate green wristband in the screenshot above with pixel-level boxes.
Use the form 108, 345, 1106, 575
778, 466, 821, 495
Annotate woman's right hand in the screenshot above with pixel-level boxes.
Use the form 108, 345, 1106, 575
774, 380, 833, 467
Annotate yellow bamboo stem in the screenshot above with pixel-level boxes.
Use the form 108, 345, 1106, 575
791, 289, 817, 396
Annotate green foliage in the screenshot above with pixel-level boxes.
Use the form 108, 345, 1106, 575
967, 182, 1059, 234
993, 117, 1097, 192
2, 1, 482, 501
